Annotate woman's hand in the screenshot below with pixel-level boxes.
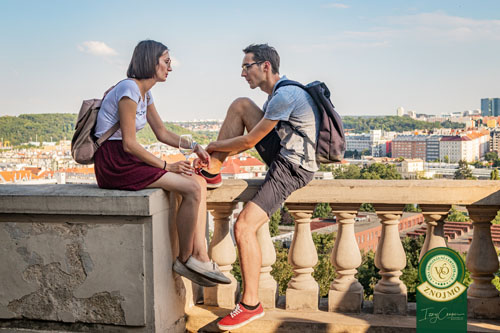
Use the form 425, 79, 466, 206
165, 160, 194, 175
193, 158, 208, 169
194, 144, 210, 167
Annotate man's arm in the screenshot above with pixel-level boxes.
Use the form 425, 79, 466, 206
206, 118, 278, 153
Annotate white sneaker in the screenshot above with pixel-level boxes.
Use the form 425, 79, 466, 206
173, 258, 217, 287
185, 256, 231, 284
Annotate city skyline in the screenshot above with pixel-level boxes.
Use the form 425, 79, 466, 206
1, 0, 500, 121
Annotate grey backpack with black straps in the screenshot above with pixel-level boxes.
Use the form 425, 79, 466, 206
275, 80, 346, 163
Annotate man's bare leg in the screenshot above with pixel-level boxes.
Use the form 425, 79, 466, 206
233, 201, 269, 306
207, 98, 264, 174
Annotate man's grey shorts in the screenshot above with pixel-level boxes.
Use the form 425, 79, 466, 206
251, 129, 315, 217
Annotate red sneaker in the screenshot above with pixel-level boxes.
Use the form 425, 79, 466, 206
195, 168, 222, 189
217, 303, 264, 331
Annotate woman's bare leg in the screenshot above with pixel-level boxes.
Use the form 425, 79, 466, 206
190, 174, 209, 261
148, 172, 208, 262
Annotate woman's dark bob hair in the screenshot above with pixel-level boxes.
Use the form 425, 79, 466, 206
127, 40, 169, 80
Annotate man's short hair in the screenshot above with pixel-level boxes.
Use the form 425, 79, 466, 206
127, 40, 169, 80
243, 44, 280, 74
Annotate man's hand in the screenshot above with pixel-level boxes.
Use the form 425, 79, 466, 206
194, 144, 211, 166
206, 142, 217, 154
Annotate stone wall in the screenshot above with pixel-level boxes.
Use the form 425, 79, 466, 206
0, 185, 192, 332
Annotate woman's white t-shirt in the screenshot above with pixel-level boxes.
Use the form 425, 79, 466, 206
94, 79, 154, 140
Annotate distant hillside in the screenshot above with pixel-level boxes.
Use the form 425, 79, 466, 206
0, 113, 213, 146
342, 116, 465, 133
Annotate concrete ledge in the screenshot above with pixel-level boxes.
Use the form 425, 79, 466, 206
0, 184, 165, 216
0, 185, 189, 332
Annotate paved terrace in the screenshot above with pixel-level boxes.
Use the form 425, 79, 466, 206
0, 180, 500, 332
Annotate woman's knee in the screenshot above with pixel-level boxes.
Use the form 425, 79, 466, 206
192, 174, 207, 194
180, 178, 202, 202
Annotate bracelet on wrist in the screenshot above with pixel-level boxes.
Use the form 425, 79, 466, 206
163, 160, 167, 170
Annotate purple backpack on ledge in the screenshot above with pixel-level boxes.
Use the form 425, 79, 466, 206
275, 80, 346, 163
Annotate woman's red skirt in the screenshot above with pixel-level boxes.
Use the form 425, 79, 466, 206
94, 140, 167, 190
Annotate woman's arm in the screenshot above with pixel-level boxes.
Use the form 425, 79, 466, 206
119, 98, 193, 174
147, 103, 210, 166
146, 103, 180, 147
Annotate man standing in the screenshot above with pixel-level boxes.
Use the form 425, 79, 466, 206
199, 44, 319, 330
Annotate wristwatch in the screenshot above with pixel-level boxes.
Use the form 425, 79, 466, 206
191, 141, 198, 150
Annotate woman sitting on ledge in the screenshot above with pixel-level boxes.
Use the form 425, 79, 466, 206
93, 39, 229, 287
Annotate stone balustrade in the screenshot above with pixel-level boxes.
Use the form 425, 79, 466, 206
1, 179, 500, 332
205, 179, 500, 319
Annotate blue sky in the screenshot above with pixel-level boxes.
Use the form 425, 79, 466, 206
1, 0, 499, 121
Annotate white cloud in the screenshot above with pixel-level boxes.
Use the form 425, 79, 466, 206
382, 12, 500, 42
323, 3, 349, 9
78, 41, 118, 56
307, 11, 500, 52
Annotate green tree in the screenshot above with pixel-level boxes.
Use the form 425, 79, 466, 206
311, 233, 337, 296
491, 210, 500, 225
361, 163, 402, 180
271, 242, 293, 295
359, 203, 375, 212
454, 160, 476, 180
312, 203, 333, 219
356, 250, 379, 300
342, 116, 464, 133
491, 168, 500, 180
404, 204, 422, 212
485, 151, 498, 162
401, 236, 425, 301
447, 206, 470, 222
443, 155, 450, 163
332, 164, 361, 179
269, 209, 280, 237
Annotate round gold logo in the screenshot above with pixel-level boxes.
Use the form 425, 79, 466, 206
425, 254, 458, 288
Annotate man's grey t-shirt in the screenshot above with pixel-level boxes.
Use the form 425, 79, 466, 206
263, 76, 320, 172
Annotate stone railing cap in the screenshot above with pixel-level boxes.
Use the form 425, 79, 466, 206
0, 184, 166, 216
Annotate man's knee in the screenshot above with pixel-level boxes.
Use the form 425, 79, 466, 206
233, 204, 268, 243
234, 212, 256, 243
228, 97, 259, 117
231, 97, 253, 111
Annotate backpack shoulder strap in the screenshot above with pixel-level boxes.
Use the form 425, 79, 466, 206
274, 79, 306, 92
94, 80, 127, 147
95, 123, 120, 146
274, 79, 309, 138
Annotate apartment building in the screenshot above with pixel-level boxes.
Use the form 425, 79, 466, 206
392, 135, 427, 160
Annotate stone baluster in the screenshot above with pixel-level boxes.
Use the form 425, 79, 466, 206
286, 204, 319, 311
204, 203, 239, 308
373, 204, 407, 315
465, 205, 500, 319
329, 204, 363, 313
418, 204, 451, 261
257, 221, 277, 309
